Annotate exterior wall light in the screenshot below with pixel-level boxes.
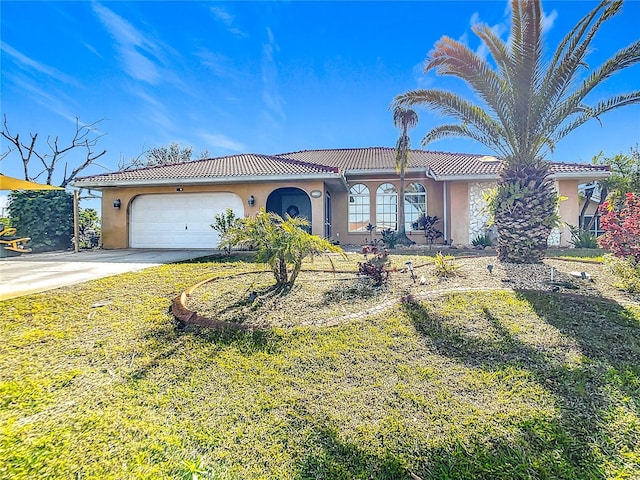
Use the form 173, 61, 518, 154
248, 195, 255, 206
113, 198, 121, 209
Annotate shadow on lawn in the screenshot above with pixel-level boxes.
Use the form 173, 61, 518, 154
293, 410, 583, 480
177, 252, 261, 265
296, 425, 406, 480
127, 324, 283, 382
402, 291, 640, 478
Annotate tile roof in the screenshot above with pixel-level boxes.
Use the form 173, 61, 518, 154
279, 147, 487, 171
75, 147, 610, 186
75, 153, 339, 183
278, 148, 610, 178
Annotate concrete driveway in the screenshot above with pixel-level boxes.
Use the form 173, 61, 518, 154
0, 249, 217, 301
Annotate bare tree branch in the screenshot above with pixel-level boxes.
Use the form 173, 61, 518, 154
1, 115, 107, 186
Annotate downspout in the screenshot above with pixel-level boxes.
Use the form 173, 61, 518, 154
443, 181, 448, 242
427, 167, 447, 242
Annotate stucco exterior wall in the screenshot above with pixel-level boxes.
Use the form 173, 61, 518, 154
98, 174, 589, 250
100, 180, 327, 249
330, 173, 444, 246
555, 179, 580, 247
448, 182, 469, 246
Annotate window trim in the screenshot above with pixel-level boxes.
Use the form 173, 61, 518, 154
404, 182, 427, 232
348, 183, 371, 232
376, 183, 398, 232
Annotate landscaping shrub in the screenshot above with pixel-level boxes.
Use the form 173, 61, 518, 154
358, 246, 390, 286
212, 207, 238, 254
8, 190, 73, 251
412, 214, 443, 244
78, 208, 100, 249
567, 224, 599, 249
603, 254, 640, 293
433, 252, 460, 279
380, 228, 398, 249
222, 208, 343, 288
598, 192, 640, 263
472, 232, 493, 248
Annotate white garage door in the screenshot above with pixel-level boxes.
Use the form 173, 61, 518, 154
129, 193, 244, 248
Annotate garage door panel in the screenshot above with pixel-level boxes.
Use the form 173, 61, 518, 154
129, 193, 244, 248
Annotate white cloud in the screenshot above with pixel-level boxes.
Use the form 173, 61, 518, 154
1, 43, 78, 85
467, 10, 508, 60
261, 27, 285, 122
197, 132, 246, 152
4, 71, 78, 122
92, 2, 164, 85
412, 61, 433, 89
543, 9, 558, 33
470, 11, 481, 27
195, 48, 242, 80
210, 6, 247, 38
122, 84, 174, 133
82, 42, 103, 59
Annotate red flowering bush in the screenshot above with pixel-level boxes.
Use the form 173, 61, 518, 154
597, 192, 640, 263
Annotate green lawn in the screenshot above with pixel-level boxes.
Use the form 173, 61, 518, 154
1, 255, 639, 479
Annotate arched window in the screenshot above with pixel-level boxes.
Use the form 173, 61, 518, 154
404, 183, 427, 231
348, 184, 370, 232
376, 183, 397, 231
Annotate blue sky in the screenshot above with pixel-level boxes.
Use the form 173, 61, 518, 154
1, 0, 639, 192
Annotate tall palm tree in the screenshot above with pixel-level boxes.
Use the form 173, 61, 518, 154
392, 106, 419, 245
393, 0, 640, 263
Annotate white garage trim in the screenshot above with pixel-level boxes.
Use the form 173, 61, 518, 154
129, 192, 244, 248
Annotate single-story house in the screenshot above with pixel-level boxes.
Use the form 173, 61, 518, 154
73, 147, 610, 249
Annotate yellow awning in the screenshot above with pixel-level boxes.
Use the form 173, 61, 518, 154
0, 174, 64, 190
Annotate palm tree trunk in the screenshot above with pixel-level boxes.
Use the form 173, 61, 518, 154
395, 171, 414, 246
495, 164, 558, 263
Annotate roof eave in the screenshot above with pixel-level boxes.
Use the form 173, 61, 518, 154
73, 173, 346, 189
431, 174, 499, 181
550, 171, 611, 180
346, 168, 427, 176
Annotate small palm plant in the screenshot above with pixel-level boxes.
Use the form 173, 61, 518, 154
222, 208, 344, 289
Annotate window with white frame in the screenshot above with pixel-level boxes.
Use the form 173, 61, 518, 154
376, 183, 397, 231
348, 184, 370, 232
584, 215, 605, 236
404, 183, 426, 231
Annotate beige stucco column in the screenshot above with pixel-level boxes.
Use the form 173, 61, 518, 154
556, 179, 580, 247
448, 182, 469, 246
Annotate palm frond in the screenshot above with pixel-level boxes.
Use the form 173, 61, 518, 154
551, 92, 640, 144
542, 41, 640, 142
424, 33, 516, 146
395, 134, 411, 172
420, 124, 510, 158
394, 89, 504, 139
535, 1, 626, 134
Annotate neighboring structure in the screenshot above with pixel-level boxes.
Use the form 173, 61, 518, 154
73, 147, 610, 249
577, 184, 606, 236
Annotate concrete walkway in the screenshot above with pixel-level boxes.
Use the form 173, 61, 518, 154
0, 249, 216, 301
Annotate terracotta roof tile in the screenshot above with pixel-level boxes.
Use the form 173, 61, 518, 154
278, 148, 609, 178
76, 153, 339, 183
75, 147, 610, 185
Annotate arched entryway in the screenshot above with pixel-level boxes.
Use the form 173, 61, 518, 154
266, 187, 312, 232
